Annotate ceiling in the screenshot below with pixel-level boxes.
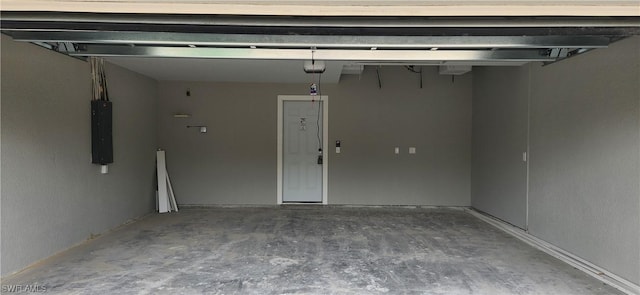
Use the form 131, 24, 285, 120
105, 58, 349, 83
1, 2, 639, 83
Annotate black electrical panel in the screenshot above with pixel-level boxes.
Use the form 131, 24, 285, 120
91, 100, 113, 164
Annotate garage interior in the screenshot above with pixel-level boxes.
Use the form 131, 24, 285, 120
1, 1, 639, 294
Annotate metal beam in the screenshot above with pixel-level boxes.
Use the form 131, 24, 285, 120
4, 24, 637, 36
2, 13, 639, 36
8, 31, 611, 49
70, 45, 555, 62
2, 12, 639, 28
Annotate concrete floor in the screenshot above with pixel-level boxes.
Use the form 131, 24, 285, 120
2, 207, 622, 295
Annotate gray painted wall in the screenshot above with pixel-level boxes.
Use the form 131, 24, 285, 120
329, 67, 471, 205
158, 66, 472, 206
471, 36, 640, 284
1, 35, 158, 276
528, 37, 640, 285
471, 66, 529, 229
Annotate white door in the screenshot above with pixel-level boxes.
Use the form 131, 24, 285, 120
282, 101, 323, 202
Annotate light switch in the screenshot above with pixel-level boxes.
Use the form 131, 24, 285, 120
336, 147, 341, 154
409, 147, 416, 154
394, 147, 400, 154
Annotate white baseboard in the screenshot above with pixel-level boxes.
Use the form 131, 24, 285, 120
466, 208, 640, 295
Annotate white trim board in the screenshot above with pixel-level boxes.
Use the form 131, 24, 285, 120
277, 95, 329, 205
156, 150, 178, 213
156, 150, 169, 213
467, 208, 640, 295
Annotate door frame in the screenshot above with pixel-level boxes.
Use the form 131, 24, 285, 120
277, 95, 328, 205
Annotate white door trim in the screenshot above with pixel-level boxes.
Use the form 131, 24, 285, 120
277, 95, 328, 205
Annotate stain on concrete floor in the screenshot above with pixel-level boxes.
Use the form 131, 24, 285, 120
1, 207, 623, 294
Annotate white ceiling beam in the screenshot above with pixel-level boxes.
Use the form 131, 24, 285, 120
70, 46, 556, 62
1, 0, 639, 16
9, 32, 612, 49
